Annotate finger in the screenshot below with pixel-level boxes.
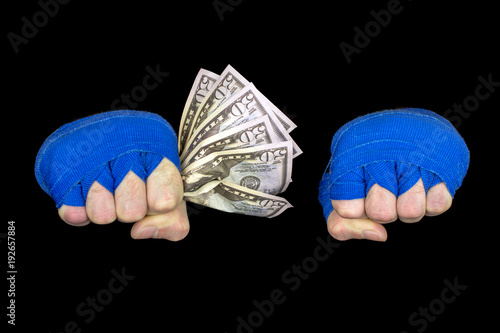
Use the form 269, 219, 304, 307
397, 178, 426, 223
146, 157, 184, 215
114, 170, 148, 223
85, 181, 116, 224
426, 182, 453, 216
327, 207, 387, 242
365, 183, 398, 223
58, 205, 90, 226
331, 198, 366, 219
131, 200, 190, 241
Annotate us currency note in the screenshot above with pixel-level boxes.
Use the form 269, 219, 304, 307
259, 94, 297, 133
182, 141, 293, 195
180, 83, 302, 161
178, 68, 219, 152
181, 115, 279, 169
178, 65, 298, 218
189, 64, 249, 137
183, 180, 293, 218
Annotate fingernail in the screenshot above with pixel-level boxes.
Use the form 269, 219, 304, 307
136, 226, 158, 239
361, 230, 384, 242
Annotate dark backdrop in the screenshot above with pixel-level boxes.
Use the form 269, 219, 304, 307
5, 0, 497, 332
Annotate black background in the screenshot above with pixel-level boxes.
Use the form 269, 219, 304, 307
4, 0, 498, 332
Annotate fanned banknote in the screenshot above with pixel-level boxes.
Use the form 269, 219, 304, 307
178, 65, 300, 218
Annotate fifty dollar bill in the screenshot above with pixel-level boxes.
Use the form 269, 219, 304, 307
183, 180, 293, 218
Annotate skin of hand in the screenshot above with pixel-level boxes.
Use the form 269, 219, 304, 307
56, 157, 452, 242
327, 179, 453, 242
57, 157, 190, 241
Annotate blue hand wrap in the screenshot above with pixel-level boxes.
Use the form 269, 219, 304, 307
35, 110, 180, 208
318, 108, 470, 220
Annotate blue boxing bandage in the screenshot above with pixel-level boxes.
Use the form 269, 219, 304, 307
318, 108, 470, 220
35, 110, 180, 208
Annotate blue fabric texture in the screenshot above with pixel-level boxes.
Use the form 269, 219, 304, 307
318, 108, 470, 220
35, 110, 180, 208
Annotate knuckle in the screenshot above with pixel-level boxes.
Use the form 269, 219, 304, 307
335, 206, 358, 219
365, 184, 398, 222
398, 203, 425, 222
332, 199, 365, 219
426, 183, 453, 215
150, 192, 181, 213
90, 209, 116, 224
426, 201, 450, 216
117, 177, 144, 202
338, 208, 363, 219
116, 181, 147, 222
60, 207, 89, 225
116, 198, 147, 222
118, 207, 147, 223
426, 192, 452, 216
88, 181, 109, 196
367, 207, 397, 223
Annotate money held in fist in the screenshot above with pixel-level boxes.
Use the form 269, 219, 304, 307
178, 65, 301, 218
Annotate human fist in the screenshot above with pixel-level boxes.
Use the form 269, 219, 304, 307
319, 108, 469, 241
35, 110, 189, 241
